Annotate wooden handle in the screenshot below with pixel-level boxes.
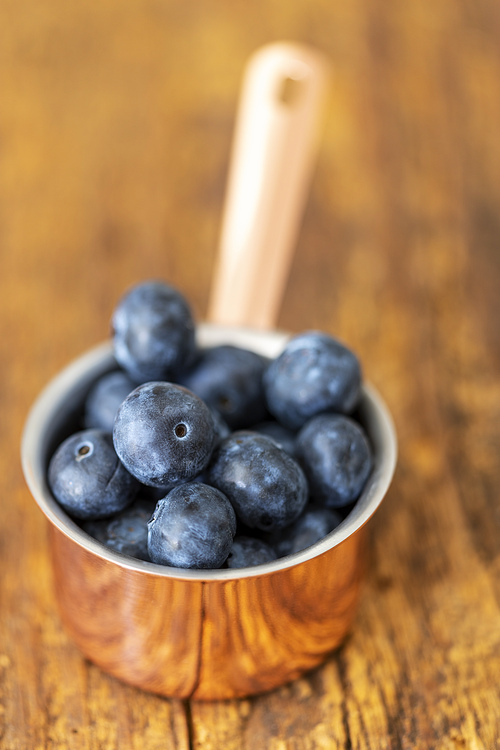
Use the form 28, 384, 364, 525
207, 42, 329, 329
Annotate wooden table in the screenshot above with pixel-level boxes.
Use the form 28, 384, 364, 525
3, 1, 500, 747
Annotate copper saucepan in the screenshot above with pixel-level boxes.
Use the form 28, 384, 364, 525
21, 44, 397, 700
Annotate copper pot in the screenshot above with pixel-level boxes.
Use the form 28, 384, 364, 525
21, 324, 397, 700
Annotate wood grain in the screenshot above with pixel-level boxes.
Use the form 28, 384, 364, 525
2, 0, 500, 746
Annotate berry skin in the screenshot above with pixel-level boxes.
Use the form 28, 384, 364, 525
207, 432, 308, 531
113, 381, 217, 487
264, 331, 362, 430
266, 504, 342, 557
179, 345, 269, 429
82, 497, 154, 560
48, 429, 138, 520
295, 414, 372, 508
84, 370, 136, 433
251, 421, 297, 456
209, 406, 231, 443
226, 536, 277, 568
147, 483, 237, 569
112, 280, 196, 383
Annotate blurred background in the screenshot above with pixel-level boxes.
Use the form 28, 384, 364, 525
5, 1, 499, 368
3, 1, 500, 746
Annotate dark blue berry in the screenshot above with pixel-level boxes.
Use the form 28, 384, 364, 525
251, 421, 297, 456
266, 504, 342, 557
264, 331, 362, 430
179, 345, 269, 429
209, 406, 231, 443
112, 280, 196, 383
113, 382, 216, 487
147, 483, 236, 569
138, 472, 206, 505
207, 432, 308, 531
84, 370, 136, 433
295, 414, 372, 508
226, 536, 277, 568
48, 429, 138, 520
82, 497, 154, 560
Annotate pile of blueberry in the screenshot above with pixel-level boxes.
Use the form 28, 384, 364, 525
48, 280, 373, 570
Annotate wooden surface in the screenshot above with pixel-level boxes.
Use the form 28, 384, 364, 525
2, 0, 500, 747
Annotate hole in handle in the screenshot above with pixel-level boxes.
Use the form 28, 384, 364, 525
277, 74, 306, 106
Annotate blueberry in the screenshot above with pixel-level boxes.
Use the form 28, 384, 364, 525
138, 471, 206, 504
207, 432, 308, 531
226, 536, 277, 568
138, 480, 181, 504
147, 483, 236, 569
266, 504, 342, 557
264, 331, 362, 430
82, 496, 154, 560
84, 370, 136, 432
251, 421, 297, 456
113, 381, 216, 487
295, 414, 372, 508
209, 406, 231, 443
48, 429, 138, 520
112, 280, 196, 383
179, 345, 269, 429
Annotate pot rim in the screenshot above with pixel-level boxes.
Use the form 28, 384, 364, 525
21, 325, 397, 582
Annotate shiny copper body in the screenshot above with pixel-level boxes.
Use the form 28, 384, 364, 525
22, 326, 397, 700
49, 521, 365, 699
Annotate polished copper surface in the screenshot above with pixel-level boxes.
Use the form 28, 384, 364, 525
50, 522, 366, 700
194, 527, 365, 700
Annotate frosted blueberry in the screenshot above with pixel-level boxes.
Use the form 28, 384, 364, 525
48, 429, 138, 520
264, 331, 362, 430
295, 414, 372, 508
179, 345, 269, 429
82, 496, 154, 560
251, 421, 297, 456
266, 503, 342, 557
147, 483, 236, 569
113, 381, 216, 487
84, 370, 136, 433
226, 536, 277, 568
208, 432, 308, 531
112, 280, 196, 383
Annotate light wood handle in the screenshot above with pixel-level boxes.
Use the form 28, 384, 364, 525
207, 42, 329, 329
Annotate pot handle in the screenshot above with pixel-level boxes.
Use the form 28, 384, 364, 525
207, 42, 329, 330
